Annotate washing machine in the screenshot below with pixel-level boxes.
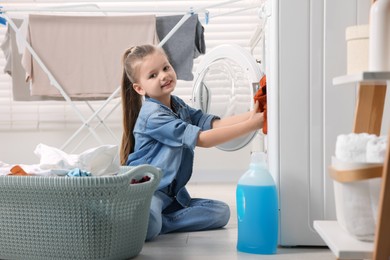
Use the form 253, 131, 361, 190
191, 40, 328, 247
192, 44, 264, 152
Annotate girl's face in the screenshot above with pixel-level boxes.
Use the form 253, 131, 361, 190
133, 51, 177, 107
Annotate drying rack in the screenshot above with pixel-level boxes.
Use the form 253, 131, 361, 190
0, 0, 260, 152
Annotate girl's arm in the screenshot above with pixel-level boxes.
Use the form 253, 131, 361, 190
197, 101, 263, 148
211, 101, 260, 128
211, 111, 252, 128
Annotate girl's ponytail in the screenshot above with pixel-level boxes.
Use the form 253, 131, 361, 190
120, 49, 142, 165
119, 44, 161, 165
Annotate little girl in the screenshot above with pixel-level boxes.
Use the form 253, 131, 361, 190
120, 44, 264, 240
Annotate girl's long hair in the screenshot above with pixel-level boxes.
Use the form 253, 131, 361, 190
120, 45, 157, 165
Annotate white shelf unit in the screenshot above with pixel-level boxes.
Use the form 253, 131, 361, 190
332, 71, 390, 86
314, 221, 373, 259
314, 71, 390, 260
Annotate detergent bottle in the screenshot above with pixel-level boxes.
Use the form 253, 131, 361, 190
236, 151, 278, 254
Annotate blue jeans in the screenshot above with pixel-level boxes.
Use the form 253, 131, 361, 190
146, 191, 231, 241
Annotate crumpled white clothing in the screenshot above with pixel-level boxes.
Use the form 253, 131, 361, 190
0, 161, 51, 176
34, 143, 120, 176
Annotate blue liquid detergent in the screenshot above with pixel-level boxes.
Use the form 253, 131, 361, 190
236, 152, 278, 255
236, 184, 278, 254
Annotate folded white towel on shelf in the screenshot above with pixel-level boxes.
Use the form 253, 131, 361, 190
366, 135, 388, 163
335, 133, 376, 162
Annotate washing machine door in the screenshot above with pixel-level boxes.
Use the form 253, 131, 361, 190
192, 44, 262, 151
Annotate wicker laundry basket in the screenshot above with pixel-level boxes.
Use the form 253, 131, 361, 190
0, 165, 161, 260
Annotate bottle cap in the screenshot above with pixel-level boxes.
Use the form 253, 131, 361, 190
251, 151, 268, 165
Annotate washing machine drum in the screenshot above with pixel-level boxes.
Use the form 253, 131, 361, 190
192, 44, 262, 151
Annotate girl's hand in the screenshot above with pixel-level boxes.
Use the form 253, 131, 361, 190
197, 100, 264, 148
253, 100, 260, 114
248, 101, 264, 130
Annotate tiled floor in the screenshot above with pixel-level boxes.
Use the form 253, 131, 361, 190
134, 183, 335, 260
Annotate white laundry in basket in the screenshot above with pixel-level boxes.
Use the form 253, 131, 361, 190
34, 143, 120, 176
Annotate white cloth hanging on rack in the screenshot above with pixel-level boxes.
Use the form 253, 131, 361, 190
0, 18, 57, 101
156, 14, 206, 81
21, 14, 159, 99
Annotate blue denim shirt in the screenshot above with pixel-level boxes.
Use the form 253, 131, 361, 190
127, 95, 218, 207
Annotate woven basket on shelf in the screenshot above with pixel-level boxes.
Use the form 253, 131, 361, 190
0, 164, 161, 260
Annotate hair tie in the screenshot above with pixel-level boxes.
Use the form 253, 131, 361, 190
126, 46, 137, 57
